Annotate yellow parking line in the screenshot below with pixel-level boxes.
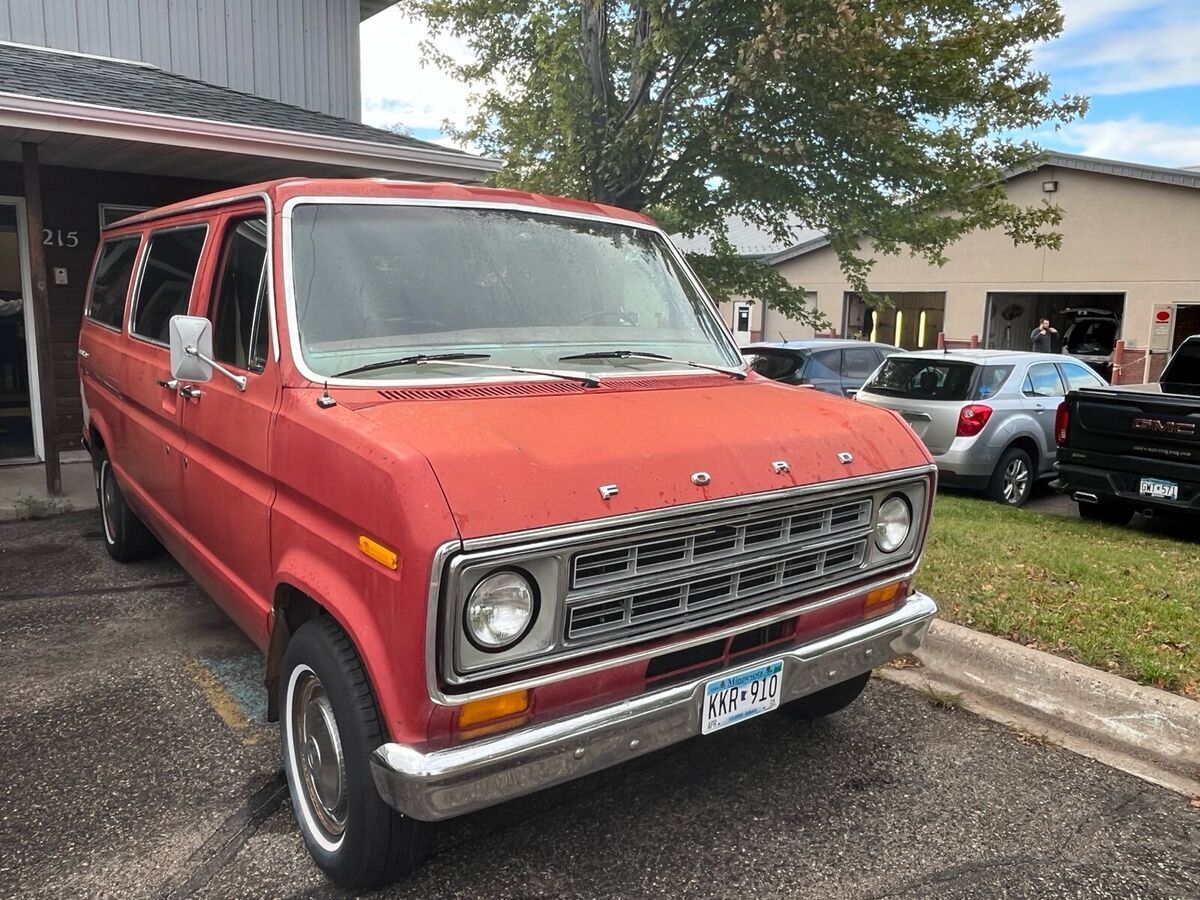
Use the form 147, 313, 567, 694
185, 658, 264, 747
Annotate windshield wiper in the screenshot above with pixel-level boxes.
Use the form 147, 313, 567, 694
335, 352, 602, 387
335, 353, 492, 378
559, 350, 746, 380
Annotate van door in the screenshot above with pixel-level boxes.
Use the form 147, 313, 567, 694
178, 212, 278, 642
119, 223, 209, 534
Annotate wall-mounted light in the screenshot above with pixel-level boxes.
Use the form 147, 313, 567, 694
1042, 180, 1058, 193
894, 309, 904, 347
918, 309, 928, 348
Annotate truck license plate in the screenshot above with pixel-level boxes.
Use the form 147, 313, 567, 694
701, 659, 784, 735
1139, 477, 1179, 500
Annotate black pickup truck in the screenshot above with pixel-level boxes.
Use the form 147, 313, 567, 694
1054, 336, 1200, 525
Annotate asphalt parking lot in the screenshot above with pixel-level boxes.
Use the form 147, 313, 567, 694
2, 512, 1198, 900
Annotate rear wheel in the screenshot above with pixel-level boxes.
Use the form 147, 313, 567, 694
96, 449, 160, 562
777, 671, 871, 721
280, 616, 433, 889
987, 447, 1033, 507
1078, 501, 1135, 526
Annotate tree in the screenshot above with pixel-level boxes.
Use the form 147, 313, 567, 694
401, 0, 1086, 326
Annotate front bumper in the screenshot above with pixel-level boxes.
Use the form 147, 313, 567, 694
371, 591, 938, 821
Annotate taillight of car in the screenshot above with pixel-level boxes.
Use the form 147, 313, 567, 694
956, 404, 993, 437
1055, 402, 1069, 445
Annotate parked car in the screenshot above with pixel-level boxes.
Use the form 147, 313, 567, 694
78, 180, 939, 889
1061, 307, 1120, 378
856, 350, 1107, 506
742, 339, 902, 396
1054, 336, 1200, 525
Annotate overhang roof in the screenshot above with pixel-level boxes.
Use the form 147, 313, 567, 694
360, 1, 397, 20
765, 151, 1200, 267
0, 41, 500, 183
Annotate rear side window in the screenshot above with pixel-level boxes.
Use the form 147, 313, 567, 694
211, 217, 270, 373
131, 225, 208, 344
841, 347, 881, 380
85, 236, 141, 330
973, 365, 1014, 400
1161, 338, 1200, 394
1022, 362, 1065, 397
806, 350, 840, 380
745, 350, 800, 381
862, 358, 977, 400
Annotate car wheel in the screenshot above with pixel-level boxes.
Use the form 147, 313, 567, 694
987, 447, 1033, 507
777, 671, 870, 721
96, 450, 160, 562
1078, 501, 1135, 527
280, 617, 433, 889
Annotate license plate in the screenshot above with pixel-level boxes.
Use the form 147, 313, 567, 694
1139, 477, 1179, 500
701, 659, 784, 735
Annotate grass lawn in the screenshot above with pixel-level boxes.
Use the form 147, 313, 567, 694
917, 495, 1199, 699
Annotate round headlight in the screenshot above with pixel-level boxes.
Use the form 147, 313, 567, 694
876, 495, 912, 553
464, 570, 537, 651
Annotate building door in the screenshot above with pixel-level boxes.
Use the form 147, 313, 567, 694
732, 301, 753, 346
1172, 303, 1200, 351
0, 198, 40, 463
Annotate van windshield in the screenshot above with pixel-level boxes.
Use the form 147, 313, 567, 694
288, 203, 740, 380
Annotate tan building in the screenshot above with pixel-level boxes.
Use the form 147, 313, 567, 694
744, 154, 1200, 383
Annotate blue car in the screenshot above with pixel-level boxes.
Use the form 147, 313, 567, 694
742, 339, 902, 397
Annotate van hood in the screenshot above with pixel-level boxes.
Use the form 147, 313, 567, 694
341, 377, 931, 540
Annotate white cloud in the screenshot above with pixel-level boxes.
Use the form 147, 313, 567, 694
1041, 117, 1200, 167
359, 8, 480, 140
1038, 0, 1200, 95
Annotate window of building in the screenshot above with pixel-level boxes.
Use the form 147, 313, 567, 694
131, 225, 207, 344
85, 236, 141, 330
211, 217, 269, 373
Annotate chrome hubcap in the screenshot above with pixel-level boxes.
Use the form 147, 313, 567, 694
100, 463, 118, 543
1002, 459, 1030, 503
290, 672, 347, 841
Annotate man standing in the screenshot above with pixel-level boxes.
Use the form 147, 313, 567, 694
1030, 318, 1057, 353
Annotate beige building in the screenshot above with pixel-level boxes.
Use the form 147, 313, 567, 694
740, 154, 1200, 383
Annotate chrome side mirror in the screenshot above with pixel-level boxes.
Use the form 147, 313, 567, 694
169, 315, 247, 391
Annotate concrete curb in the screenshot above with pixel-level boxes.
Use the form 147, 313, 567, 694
879, 619, 1200, 798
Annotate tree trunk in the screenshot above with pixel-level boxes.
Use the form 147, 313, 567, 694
579, 1, 613, 204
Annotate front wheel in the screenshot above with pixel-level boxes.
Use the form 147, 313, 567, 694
777, 671, 871, 721
96, 449, 160, 562
1078, 500, 1135, 526
280, 617, 433, 889
987, 447, 1033, 507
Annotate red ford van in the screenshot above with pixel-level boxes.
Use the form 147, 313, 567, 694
78, 180, 938, 888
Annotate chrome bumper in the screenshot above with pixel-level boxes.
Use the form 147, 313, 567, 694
372, 592, 937, 821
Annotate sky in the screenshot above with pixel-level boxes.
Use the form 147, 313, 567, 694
360, 0, 1200, 169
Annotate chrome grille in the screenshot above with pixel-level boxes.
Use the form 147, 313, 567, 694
564, 497, 874, 645
571, 498, 872, 590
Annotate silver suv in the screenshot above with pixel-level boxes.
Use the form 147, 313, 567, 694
856, 350, 1107, 506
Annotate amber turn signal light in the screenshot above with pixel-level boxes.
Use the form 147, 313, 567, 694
358, 535, 399, 570
457, 689, 530, 728
864, 582, 902, 617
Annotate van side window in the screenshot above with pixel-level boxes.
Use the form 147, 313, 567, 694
212, 217, 269, 373
85, 236, 141, 330
131, 225, 207, 344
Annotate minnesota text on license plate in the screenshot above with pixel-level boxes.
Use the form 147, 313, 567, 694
701, 659, 784, 735
1140, 477, 1179, 499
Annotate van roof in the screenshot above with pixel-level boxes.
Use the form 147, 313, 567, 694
104, 179, 659, 231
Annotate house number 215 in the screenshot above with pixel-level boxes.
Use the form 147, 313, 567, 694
43, 229, 79, 248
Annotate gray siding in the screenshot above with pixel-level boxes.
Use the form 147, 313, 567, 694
0, 0, 364, 120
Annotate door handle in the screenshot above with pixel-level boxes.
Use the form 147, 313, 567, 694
178, 385, 202, 400
157, 378, 179, 390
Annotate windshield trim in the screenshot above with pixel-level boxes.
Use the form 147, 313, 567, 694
280, 195, 746, 388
